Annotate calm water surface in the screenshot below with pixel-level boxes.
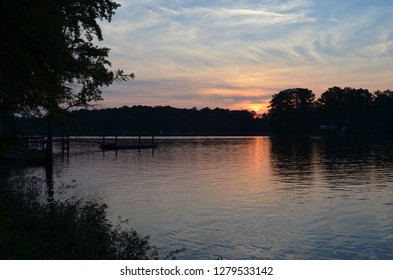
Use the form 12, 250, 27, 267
15, 137, 393, 259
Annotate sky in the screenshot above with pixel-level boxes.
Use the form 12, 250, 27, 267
97, 0, 393, 113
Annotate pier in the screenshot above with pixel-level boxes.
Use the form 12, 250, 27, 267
25, 135, 157, 154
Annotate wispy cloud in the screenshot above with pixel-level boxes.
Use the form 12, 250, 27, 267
97, 0, 393, 112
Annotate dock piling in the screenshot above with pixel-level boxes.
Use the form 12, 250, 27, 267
61, 135, 70, 155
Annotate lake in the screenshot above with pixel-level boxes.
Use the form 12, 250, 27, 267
9, 136, 393, 259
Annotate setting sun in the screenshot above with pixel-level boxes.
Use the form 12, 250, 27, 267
232, 102, 269, 114
246, 103, 269, 114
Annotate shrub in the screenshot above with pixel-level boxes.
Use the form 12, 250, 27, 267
0, 178, 158, 260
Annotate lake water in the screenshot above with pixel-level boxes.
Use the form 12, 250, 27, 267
11, 136, 393, 259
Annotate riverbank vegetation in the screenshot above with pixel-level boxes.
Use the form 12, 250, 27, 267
11, 86, 393, 136
0, 175, 158, 259
268, 87, 393, 135
14, 106, 267, 136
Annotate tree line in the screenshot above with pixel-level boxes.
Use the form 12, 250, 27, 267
268, 87, 393, 134
16, 106, 266, 136
1, 2, 392, 142
8, 86, 393, 137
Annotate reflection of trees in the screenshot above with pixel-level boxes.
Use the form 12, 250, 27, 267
316, 137, 393, 189
270, 136, 393, 190
318, 137, 374, 188
309, 137, 393, 190
45, 163, 54, 203
270, 137, 315, 187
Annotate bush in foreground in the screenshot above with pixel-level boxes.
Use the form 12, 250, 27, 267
0, 178, 158, 260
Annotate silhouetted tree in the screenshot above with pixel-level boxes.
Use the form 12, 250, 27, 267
372, 90, 393, 133
268, 88, 316, 134
0, 0, 133, 159
16, 106, 265, 136
317, 87, 373, 132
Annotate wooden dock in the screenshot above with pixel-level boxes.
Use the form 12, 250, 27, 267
100, 143, 157, 150
25, 135, 157, 153
100, 135, 156, 151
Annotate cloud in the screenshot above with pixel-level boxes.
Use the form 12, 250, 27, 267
96, 0, 393, 113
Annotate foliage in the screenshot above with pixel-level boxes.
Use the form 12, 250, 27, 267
16, 106, 264, 136
0, 0, 132, 117
370, 90, 393, 134
268, 86, 393, 135
0, 177, 157, 260
317, 87, 373, 131
10, 85, 393, 136
1, 0, 133, 160
268, 88, 315, 134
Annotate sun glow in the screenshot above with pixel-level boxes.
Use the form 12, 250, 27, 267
232, 102, 269, 115
247, 103, 269, 114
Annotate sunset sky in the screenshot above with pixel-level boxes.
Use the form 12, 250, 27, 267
97, 0, 393, 113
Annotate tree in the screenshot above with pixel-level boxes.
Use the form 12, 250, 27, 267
372, 90, 393, 133
317, 87, 373, 131
0, 0, 133, 159
268, 88, 316, 134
